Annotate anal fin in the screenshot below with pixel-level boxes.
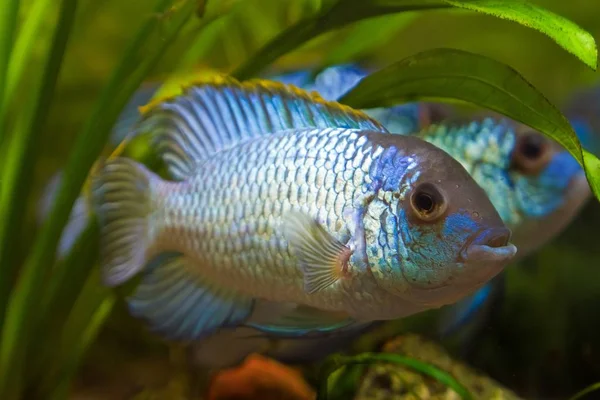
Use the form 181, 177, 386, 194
127, 253, 254, 342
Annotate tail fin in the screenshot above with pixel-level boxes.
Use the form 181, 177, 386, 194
91, 157, 160, 287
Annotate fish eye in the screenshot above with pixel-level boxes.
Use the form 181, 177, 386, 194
512, 132, 551, 175
410, 183, 447, 221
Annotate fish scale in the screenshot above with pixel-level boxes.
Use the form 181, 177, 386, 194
152, 128, 372, 310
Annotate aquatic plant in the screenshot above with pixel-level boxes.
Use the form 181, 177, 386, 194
318, 352, 474, 400
568, 382, 600, 400
0, 0, 598, 399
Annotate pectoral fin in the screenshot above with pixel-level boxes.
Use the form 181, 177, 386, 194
282, 211, 353, 294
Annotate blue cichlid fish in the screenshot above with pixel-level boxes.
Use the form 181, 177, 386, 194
193, 64, 591, 365
89, 78, 516, 344
38, 65, 589, 365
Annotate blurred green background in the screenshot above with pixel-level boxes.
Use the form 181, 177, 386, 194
12, 0, 600, 398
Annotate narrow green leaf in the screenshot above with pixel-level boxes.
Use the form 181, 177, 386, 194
317, 353, 473, 400
5, 0, 54, 109
338, 48, 600, 201
233, 0, 597, 80
42, 269, 116, 400
0, 0, 196, 398
0, 0, 20, 142
568, 382, 600, 400
25, 220, 99, 387
0, 0, 79, 339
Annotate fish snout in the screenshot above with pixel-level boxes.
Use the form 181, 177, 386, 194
461, 227, 517, 264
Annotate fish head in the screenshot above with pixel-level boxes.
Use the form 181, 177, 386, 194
362, 133, 517, 308
502, 123, 590, 255
419, 114, 590, 258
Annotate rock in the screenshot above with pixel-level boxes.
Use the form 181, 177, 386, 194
354, 334, 522, 400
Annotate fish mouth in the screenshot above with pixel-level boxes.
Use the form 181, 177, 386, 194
400, 227, 517, 308
460, 227, 517, 264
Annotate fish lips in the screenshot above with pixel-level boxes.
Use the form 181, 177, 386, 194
460, 227, 518, 265
456, 227, 518, 289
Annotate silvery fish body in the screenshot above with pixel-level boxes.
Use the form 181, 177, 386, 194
91, 78, 516, 343
134, 128, 432, 316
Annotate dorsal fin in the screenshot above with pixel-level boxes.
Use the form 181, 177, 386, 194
136, 76, 387, 180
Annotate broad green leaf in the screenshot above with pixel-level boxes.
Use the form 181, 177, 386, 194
441, 0, 597, 70
233, 0, 597, 80
338, 48, 600, 202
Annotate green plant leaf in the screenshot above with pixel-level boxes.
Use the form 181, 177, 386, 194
233, 0, 597, 80
568, 382, 600, 400
41, 269, 116, 400
317, 353, 473, 400
4, 0, 54, 112
441, 0, 597, 70
320, 12, 419, 68
24, 220, 99, 389
175, 0, 242, 72
0, 0, 20, 143
0, 0, 197, 398
0, 0, 79, 338
338, 48, 600, 202
0, 0, 80, 397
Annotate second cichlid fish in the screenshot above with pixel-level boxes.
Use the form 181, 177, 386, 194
90, 78, 516, 342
